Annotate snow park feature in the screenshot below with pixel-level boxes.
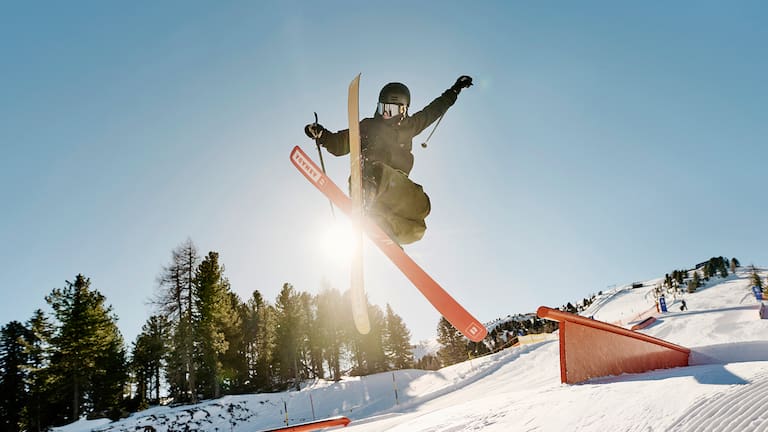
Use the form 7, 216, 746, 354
630, 316, 658, 331
537, 307, 691, 384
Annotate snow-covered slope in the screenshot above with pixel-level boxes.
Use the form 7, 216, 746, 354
57, 267, 768, 432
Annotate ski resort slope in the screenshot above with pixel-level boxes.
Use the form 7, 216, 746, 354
346, 268, 768, 431
57, 268, 768, 432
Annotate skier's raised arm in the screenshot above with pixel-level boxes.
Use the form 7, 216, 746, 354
405, 76, 473, 137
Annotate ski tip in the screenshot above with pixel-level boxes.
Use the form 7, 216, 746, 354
290, 146, 301, 163
465, 323, 488, 342
349, 73, 361, 87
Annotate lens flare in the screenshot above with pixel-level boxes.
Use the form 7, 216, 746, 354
319, 219, 357, 263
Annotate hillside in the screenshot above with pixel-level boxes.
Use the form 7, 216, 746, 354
56, 266, 768, 431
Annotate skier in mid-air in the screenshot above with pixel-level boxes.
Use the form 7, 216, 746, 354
305, 75, 473, 245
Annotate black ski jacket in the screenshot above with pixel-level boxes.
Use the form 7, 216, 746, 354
318, 89, 458, 175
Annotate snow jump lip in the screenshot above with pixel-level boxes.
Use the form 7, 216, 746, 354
259, 416, 351, 432
537, 306, 690, 384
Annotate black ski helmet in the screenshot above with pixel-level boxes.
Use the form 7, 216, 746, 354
378, 82, 410, 107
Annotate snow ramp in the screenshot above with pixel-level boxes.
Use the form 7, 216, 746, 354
537, 306, 690, 384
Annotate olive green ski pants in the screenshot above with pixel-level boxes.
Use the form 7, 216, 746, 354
365, 161, 431, 245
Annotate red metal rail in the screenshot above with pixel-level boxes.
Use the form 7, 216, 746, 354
537, 306, 690, 383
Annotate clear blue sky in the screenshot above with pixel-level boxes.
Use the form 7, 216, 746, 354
2, 1, 766, 344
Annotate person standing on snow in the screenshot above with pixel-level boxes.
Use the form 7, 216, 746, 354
304, 75, 473, 245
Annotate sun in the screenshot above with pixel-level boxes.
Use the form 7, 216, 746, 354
318, 218, 361, 263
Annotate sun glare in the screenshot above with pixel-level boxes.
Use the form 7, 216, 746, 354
319, 219, 359, 263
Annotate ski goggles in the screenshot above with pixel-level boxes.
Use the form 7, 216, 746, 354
377, 102, 407, 118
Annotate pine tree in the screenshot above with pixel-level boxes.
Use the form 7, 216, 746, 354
415, 354, 440, 371
131, 315, 169, 407
687, 271, 701, 293
436, 317, 467, 367
315, 287, 345, 381
45, 274, 127, 423
298, 292, 324, 380
219, 291, 246, 394
242, 290, 276, 391
274, 283, 302, 389
22, 310, 53, 432
664, 274, 673, 290
0, 321, 32, 432
90, 332, 128, 419
348, 302, 386, 376
194, 251, 240, 399
672, 270, 685, 286
718, 256, 729, 278
383, 304, 413, 370
155, 239, 199, 402
164, 322, 190, 402
369, 305, 388, 374
702, 257, 728, 279
465, 338, 489, 360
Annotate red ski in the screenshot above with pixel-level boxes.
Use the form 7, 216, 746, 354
259, 416, 350, 432
290, 145, 488, 342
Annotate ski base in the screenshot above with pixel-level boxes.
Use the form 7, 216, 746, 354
347, 73, 370, 335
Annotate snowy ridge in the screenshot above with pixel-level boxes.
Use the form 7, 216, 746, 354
56, 266, 768, 431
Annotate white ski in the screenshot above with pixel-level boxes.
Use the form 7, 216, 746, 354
348, 73, 370, 335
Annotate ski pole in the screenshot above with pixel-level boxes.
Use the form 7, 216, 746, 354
313, 112, 335, 217
420, 113, 445, 149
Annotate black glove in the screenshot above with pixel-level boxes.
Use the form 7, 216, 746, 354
304, 123, 326, 140
450, 75, 473, 94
